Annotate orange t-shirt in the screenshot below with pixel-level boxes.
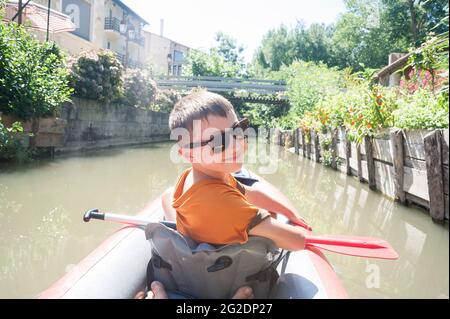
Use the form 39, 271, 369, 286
172, 168, 270, 245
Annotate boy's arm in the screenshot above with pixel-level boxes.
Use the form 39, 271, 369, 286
161, 187, 177, 222
243, 183, 312, 230
248, 215, 306, 251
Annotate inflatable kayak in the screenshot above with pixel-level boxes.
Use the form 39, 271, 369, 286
39, 170, 348, 299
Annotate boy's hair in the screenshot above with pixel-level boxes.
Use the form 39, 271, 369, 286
169, 91, 235, 132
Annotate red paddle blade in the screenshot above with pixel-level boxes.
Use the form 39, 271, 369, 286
305, 235, 399, 260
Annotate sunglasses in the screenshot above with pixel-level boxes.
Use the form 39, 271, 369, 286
182, 118, 249, 153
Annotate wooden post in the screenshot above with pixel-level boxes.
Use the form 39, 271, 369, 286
345, 129, 352, 176
364, 135, 377, 190
301, 129, 307, 157
331, 128, 338, 170
390, 129, 406, 204
356, 143, 363, 182
424, 130, 445, 222
314, 130, 320, 162
306, 131, 312, 159
294, 128, 299, 154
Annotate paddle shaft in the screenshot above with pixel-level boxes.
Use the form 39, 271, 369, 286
83, 209, 398, 260
84, 209, 149, 226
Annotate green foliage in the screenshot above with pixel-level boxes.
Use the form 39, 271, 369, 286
393, 89, 449, 129
239, 102, 287, 128
0, 0, 5, 19
69, 50, 123, 103
184, 32, 246, 77
297, 81, 448, 145
406, 30, 449, 93
0, 118, 30, 162
122, 69, 157, 108
255, 25, 294, 71
184, 49, 242, 77
215, 31, 245, 65
0, 23, 73, 120
276, 61, 343, 129
300, 83, 398, 144
150, 89, 182, 113
251, 0, 449, 71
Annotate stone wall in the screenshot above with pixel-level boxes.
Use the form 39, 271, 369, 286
56, 97, 170, 153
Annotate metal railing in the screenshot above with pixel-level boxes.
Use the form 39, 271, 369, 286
129, 35, 145, 46
155, 76, 287, 95
104, 17, 121, 33
105, 18, 145, 47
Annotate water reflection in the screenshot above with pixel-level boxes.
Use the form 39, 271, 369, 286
0, 140, 448, 298
245, 143, 448, 299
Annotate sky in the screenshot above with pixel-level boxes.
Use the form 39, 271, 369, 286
122, 0, 347, 63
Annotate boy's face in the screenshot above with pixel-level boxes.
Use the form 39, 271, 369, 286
179, 111, 247, 174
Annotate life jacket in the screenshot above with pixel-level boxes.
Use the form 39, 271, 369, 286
144, 221, 286, 299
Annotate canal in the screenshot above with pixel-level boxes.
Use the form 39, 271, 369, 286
0, 140, 448, 298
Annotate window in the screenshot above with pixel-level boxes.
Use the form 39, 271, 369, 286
107, 42, 111, 49
173, 50, 184, 63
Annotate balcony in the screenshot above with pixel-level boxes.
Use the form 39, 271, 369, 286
128, 30, 145, 47
104, 17, 121, 33
130, 35, 145, 46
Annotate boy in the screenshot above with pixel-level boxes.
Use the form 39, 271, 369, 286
143, 91, 309, 299
163, 91, 309, 250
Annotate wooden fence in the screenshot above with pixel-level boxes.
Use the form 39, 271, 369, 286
268, 127, 449, 223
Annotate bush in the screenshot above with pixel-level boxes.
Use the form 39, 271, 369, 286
122, 69, 157, 108
0, 23, 72, 120
393, 89, 449, 129
263, 60, 343, 129
0, 118, 29, 162
150, 89, 182, 113
69, 50, 123, 103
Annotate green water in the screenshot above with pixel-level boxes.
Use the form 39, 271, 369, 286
0, 141, 448, 298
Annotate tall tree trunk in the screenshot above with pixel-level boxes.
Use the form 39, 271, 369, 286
408, 0, 419, 45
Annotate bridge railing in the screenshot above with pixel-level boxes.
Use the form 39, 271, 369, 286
155, 76, 287, 95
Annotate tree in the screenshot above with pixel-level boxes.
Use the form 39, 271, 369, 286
215, 31, 245, 64
184, 32, 246, 77
251, 0, 449, 72
184, 49, 241, 77
383, 0, 448, 46
255, 25, 294, 71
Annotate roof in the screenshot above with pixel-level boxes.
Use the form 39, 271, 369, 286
142, 30, 191, 50
114, 0, 149, 25
373, 53, 411, 80
4, 0, 76, 33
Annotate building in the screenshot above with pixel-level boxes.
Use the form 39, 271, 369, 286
143, 27, 190, 76
373, 53, 411, 87
28, 0, 149, 68
7, 1, 191, 73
